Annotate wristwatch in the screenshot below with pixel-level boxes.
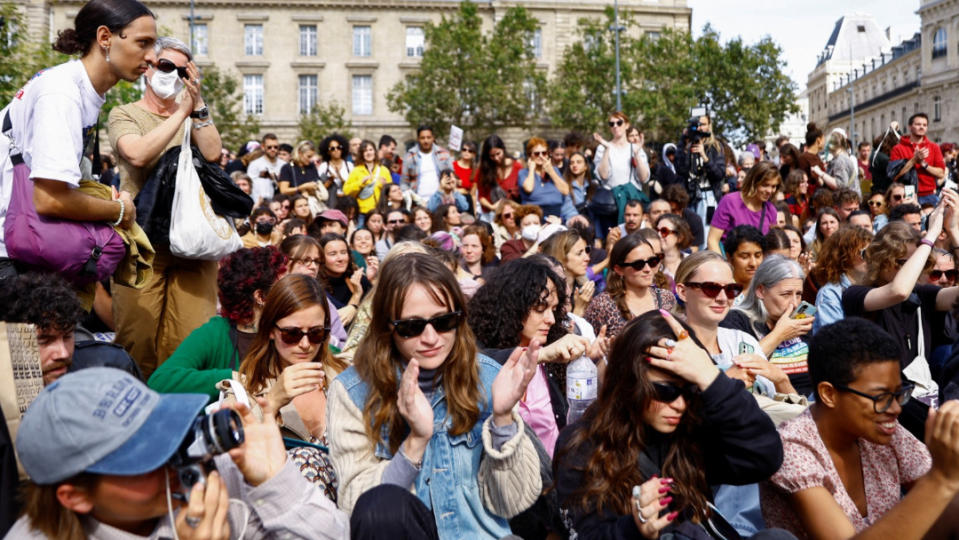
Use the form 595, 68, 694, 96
190, 106, 210, 120
921, 160, 929, 169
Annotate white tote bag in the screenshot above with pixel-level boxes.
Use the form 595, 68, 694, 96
169, 118, 243, 260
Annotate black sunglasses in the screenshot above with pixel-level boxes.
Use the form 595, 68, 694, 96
685, 281, 743, 299
387, 218, 407, 225
931, 269, 958, 280
834, 382, 914, 414
867, 200, 884, 207
608, 119, 624, 127
651, 381, 696, 403
155, 58, 188, 79
620, 256, 661, 271
329, 145, 342, 151
531, 151, 548, 157
892, 194, 904, 201
391, 311, 462, 338
275, 325, 330, 345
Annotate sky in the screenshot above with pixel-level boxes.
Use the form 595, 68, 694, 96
687, 0, 922, 91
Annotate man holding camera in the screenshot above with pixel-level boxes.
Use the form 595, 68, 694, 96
891, 113, 947, 207
674, 114, 727, 232
7, 368, 349, 539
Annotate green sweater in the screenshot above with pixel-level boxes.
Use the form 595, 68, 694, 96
147, 316, 238, 401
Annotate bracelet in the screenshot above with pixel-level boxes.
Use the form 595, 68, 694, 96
921, 238, 935, 249
192, 119, 214, 129
111, 199, 124, 226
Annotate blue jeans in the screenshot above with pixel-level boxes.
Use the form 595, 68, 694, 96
919, 193, 940, 207
713, 483, 765, 537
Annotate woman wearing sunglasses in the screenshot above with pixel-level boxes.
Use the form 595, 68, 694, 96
237, 274, 349, 501
540, 229, 596, 315
867, 191, 889, 233
317, 134, 353, 208
554, 310, 784, 539
762, 318, 959, 539
585, 233, 676, 340
592, 112, 651, 228
519, 137, 570, 220
328, 252, 542, 538
655, 213, 694, 280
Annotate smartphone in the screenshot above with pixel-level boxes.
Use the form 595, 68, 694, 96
791, 301, 817, 319
905, 185, 916, 200
738, 342, 754, 355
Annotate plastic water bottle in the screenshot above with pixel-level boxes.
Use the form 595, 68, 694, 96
566, 355, 598, 424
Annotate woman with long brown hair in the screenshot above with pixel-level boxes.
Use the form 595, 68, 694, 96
811, 225, 873, 333
327, 252, 542, 538
554, 310, 782, 538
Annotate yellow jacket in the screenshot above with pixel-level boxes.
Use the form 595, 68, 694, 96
343, 164, 390, 214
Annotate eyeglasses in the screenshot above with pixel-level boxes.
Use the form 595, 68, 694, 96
387, 218, 407, 225
931, 269, 958, 280
608, 119, 624, 127
685, 281, 743, 299
620, 256, 661, 271
329, 145, 342, 151
502, 213, 514, 219
265, 145, 279, 150
275, 325, 330, 345
651, 381, 696, 403
155, 58, 188, 79
531, 151, 548, 157
391, 311, 462, 338
834, 382, 914, 413
462, 148, 474, 153
293, 257, 321, 267
657, 227, 676, 238
867, 201, 885, 207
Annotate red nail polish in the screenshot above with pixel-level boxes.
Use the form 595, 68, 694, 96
658, 486, 670, 493
667, 511, 679, 521
662, 477, 674, 483
660, 497, 673, 506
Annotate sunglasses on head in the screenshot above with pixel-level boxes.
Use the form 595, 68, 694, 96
657, 227, 675, 238
155, 58, 188, 79
608, 119, 624, 127
391, 311, 462, 338
931, 269, 958, 280
651, 381, 696, 403
275, 325, 330, 345
685, 281, 743, 299
620, 255, 661, 271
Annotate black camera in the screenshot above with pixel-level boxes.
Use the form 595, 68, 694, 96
686, 117, 703, 145
169, 409, 245, 500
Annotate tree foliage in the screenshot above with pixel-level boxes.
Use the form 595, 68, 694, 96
298, 101, 353, 143
199, 65, 260, 152
549, 11, 798, 147
387, 1, 546, 140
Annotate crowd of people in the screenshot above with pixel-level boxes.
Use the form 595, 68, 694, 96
2, 0, 959, 539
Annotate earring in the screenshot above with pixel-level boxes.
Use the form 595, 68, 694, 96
103, 46, 110, 63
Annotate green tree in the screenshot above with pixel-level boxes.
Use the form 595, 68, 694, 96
200, 65, 260, 152
387, 1, 545, 140
297, 101, 353, 143
550, 12, 798, 146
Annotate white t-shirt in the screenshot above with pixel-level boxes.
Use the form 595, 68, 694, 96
594, 142, 637, 189
416, 147, 438, 199
247, 155, 284, 203
0, 60, 105, 257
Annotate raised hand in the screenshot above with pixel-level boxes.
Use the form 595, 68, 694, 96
539, 334, 590, 364
491, 340, 541, 426
267, 362, 325, 410
226, 398, 288, 487
646, 310, 720, 390
397, 359, 434, 441
587, 324, 609, 362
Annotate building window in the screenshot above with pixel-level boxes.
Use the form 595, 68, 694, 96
299, 25, 317, 56
244, 24, 263, 56
298, 74, 317, 114
191, 23, 208, 57
933, 27, 947, 59
902, 107, 907, 121
352, 74, 372, 115
646, 31, 661, 41
934, 95, 942, 122
529, 28, 542, 58
353, 26, 371, 57
405, 27, 424, 58
243, 74, 263, 115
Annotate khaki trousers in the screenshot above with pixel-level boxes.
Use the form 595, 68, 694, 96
113, 244, 218, 378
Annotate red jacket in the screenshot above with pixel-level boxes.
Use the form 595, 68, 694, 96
890, 136, 945, 196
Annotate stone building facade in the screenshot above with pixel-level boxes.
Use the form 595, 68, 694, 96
27, 0, 690, 146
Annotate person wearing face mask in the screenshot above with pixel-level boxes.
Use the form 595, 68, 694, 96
108, 36, 223, 379
241, 207, 281, 248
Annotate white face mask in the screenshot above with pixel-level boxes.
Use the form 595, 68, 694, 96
149, 69, 184, 100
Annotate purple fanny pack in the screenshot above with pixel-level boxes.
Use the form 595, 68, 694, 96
4, 162, 125, 284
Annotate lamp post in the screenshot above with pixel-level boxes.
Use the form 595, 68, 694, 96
189, 0, 195, 53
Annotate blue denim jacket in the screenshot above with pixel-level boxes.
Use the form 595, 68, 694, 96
334, 355, 513, 539
813, 273, 851, 334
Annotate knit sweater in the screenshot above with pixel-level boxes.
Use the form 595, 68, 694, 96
147, 316, 238, 400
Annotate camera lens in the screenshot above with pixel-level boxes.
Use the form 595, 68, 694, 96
208, 409, 244, 453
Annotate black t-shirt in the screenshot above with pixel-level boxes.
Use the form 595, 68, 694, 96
842, 284, 944, 368
279, 162, 320, 188
325, 272, 372, 308
683, 207, 705, 247
720, 310, 813, 396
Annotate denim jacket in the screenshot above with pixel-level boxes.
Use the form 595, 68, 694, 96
813, 273, 851, 334
330, 354, 541, 539
401, 144, 453, 192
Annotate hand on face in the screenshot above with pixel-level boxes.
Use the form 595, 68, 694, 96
646, 310, 720, 390
397, 359, 434, 440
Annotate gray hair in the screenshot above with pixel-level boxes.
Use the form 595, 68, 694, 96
734, 254, 805, 325
154, 36, 192, 61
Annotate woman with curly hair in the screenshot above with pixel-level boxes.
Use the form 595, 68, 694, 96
468, 258, 598, 456
147, 246, 287, 400
810, 225, 873, 333
584, 233, 676, 339
317, 133, 353, 208
553, 310, 783, 539
327, 252, 543, 538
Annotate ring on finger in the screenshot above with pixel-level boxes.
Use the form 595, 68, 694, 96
677, 329, 690, 341
185, 515, 202, 528
634, 500, 648, 524
663, 338, 677, 349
